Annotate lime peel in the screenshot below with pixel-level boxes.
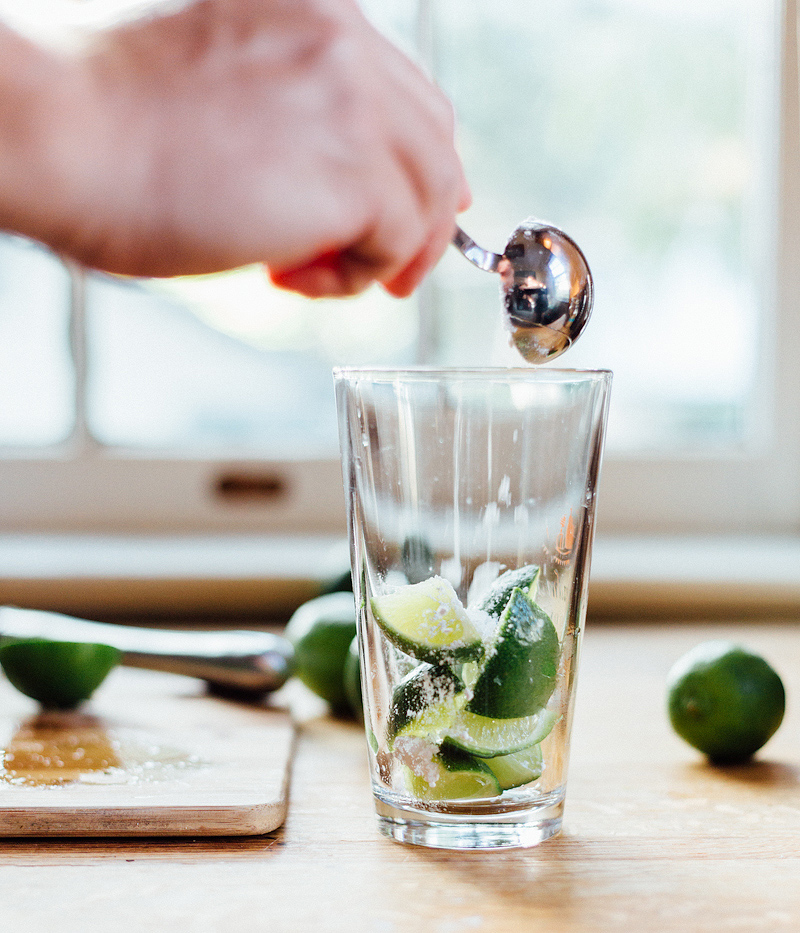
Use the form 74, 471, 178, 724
467, 586, 560, 720
387, 663, 466, 742
474, 564, 541, 619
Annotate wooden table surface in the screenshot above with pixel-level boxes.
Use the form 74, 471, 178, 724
1, 619, 799, 933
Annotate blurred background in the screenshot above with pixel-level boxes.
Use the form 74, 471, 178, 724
0, 0, 798, 620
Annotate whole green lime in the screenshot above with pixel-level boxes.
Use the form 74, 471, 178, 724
285, 592, 357, 714
343, 635, 363, 722
0, 638, 122, 709
667, 640, 785, 763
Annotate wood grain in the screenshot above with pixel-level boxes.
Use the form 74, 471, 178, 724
0, 620, 799, 933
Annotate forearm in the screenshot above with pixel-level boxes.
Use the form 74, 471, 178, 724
0, 1, 369, 275
0, 0, 468, 295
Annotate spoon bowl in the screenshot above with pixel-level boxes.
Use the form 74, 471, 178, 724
453, 218, 593, 364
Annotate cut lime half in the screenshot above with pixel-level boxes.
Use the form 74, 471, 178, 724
0, 639, 121, 709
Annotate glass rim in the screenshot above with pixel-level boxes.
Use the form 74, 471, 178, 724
333, 366, 612, 382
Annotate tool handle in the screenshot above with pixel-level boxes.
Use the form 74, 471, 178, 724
0, 606, 294, 695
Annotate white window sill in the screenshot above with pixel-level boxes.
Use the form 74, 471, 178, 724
0, 533, 797, 620
0, 533, 350, 620
589, 535, 800, 618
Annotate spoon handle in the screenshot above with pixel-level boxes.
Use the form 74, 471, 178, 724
0, 606, 294, 697
452, 226, 503, 273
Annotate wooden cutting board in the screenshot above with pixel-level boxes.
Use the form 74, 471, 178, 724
0, 667, 296, 836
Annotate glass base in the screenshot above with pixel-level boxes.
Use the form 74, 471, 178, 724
374, 793, 564, 850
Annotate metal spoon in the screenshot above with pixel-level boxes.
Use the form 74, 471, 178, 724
453, 218, 594, 364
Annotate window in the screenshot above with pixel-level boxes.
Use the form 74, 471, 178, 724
0, 0, 796, 545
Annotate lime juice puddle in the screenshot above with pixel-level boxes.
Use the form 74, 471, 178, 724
0, 711, 206, 787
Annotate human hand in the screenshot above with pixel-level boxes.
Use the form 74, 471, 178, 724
1, 0, 470, 297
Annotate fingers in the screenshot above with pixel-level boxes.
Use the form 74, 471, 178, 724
270, 160, 469, 301
268, 249, 379, 298
369, 48, 469, 291
270, 127, 468, 299
383, 212, 461, 299
371, 154, 469, 298
271, 11, 470, 300
380, 155, 472, 298
268, 253, 348, 298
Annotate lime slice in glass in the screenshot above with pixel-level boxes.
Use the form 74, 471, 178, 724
445, 706, 558, 758
370, 576, 483, 665
484, 743, 544, 790
387, 663, 466, 742
404, 743, 502, 801
474, 564, 541, 619
467, 587, 559, 720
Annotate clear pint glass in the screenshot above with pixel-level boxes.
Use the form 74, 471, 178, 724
334, 368, 611, 850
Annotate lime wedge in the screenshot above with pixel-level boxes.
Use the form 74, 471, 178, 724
370, 576, 483, 665
445, 706, 558, 758
404, 743, 501, 800
484, 743, 544, 790
387, 663, 465, 741
467, 587, 559, 719
474, 564, 541, 619
0, 639, 121, 709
